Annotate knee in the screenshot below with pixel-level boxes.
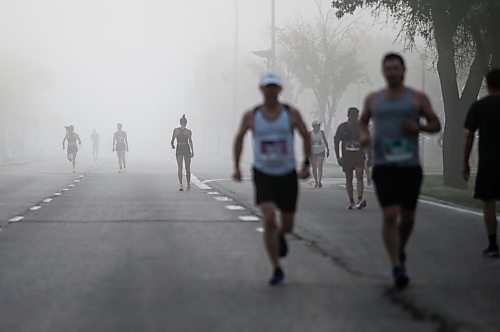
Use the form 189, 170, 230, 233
383, 207, 399, 225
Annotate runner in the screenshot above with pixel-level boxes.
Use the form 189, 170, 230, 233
463, 68, 500, 258
232, 72, 311, 286
112, 123, 129, 173
171, 115, 194, 191
359, 53, 441, 290
62, 125, 81, 173
309, 120, 329, 188
91, 129, 100, 161
334, 107, 370, 209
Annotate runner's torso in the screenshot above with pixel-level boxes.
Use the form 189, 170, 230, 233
337, 122, 362, 157
372, 88, 420, 167
114, 131, 126, 150
175, 128, 190, 145
66, 133, 78, 147
253, 104, 295, 176
311, 130, 325, 154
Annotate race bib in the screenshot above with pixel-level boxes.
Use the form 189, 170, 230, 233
345, 140, 361, 152
261, 140, 288, 161
382, 139, 413, 162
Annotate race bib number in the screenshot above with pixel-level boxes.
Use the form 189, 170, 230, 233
345, 140, 361, 152
261, 140, 288, 161
383, 139, 413, 162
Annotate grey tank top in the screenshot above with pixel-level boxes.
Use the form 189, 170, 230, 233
372, 88, 420, 167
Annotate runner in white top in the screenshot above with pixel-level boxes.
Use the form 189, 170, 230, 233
309, 120, 330, 188
62, 125, 81, 173
113, 123, 129, 173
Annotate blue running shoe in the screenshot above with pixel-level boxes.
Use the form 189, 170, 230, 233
393, 266, 410, 290
269, 268, 285, 286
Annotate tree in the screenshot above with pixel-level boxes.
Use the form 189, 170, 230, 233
275, 2, 365, 138
332, 0, 500, 188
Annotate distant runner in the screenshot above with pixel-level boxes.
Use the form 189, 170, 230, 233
309, 120, 329, 188
233, 72, 311, 286
359, 53, 441, 290
91, 129, 100, 161
171, 115, 194, 191
62, 125, 81, 173
334, 107, 370, 209
112, 123, 129, 173
463, 68, 500, 258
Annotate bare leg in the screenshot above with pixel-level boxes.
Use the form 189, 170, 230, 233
184, 156, 192, 186
117, 152, 123, 170
355, 167, 365, 199
261, 203, 280, 269
382, 206, 402, 267
345, 169, 354, 201
176, 156, 184, 186
72, 152, 77, 171
400, 209, 416, 253
122, 152, 127, 170
311, 156, 318, 185
280, 212, 295, 235
484, 200, 498, 238
317, 155, 325, 185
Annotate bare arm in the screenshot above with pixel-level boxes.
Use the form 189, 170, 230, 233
171, 129, 176, 148
188, 130, 194, 156
358, 94, 374, 147
62, 135, 67, 149
418, 93, 441, 133
112, 133, 116, 151
333, 126, 341, 160
125, 132, 129, 151
291, 108, 311, 163
232, 111, 252, 181
321, 130, 330, 157
77, 134, 81, 145
463, 130, 475, 181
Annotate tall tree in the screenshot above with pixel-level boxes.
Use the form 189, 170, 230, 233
276, 2, 365, 138
332, 0, 500, 187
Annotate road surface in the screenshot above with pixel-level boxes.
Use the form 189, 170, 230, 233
0, 155, 498, 332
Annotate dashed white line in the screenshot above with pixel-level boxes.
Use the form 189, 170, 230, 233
74, 180, 80, 183
255, 227, 264, 233
61, 188, 69, 191
214, 196, 232, 202
225, 205, 246, 211
42, 198, 53, 203
8, 216, 24, 223
207, 192, 220, 195
191, 174, 212, 190
239, 216, 261, 222
68, 184, 75, 187
29, 206, 41, 211
53, 193, 62, 196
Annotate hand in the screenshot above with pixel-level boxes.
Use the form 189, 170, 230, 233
326, 150, 330, 158
171, 144, 175, 149
337, 158, 343, 167
298, 167, 310, 180
463, 163, 470, 182
403, 118, 420, 134
112, 149, 115, 152
366, 159, 372, 168
191, 152, 195, 158
232, 168, 242, 182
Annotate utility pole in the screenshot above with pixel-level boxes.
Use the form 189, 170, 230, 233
271, 0, 276, 70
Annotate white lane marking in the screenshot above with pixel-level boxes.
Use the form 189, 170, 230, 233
68, 184, 75, 187
8, 216, 24, 223
255, 227, 264, 233
79, 175, 84, 178
338, 183, 489, 218
191, 174, 212, 190
204, 178, 251, 183
74, 180, 80, 183
29, 206, 42, 211
214, 196, 232, 202
42, 198, 53, 203
225, 205, 246, 211
62, 188, 69, 191
207, 192, 220, 195
53, 193, 62, 196
239, 216, 261, 222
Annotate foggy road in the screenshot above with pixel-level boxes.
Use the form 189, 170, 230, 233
0, 157, 498, 332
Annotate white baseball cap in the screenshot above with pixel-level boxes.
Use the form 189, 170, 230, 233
259, 72, 283, 87
312, 120, 321, 126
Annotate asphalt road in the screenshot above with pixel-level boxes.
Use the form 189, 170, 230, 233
0, 154, 498, 332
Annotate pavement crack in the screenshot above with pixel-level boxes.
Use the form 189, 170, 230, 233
384, 289, 469, 332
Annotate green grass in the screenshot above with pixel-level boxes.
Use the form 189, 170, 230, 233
421, 174, 486, 210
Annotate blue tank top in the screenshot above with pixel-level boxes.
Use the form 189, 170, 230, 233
253, 105, 296, 176
372, 88, 420, 167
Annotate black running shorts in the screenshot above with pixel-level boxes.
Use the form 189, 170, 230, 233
372, 165, 423, 210
475, 168, 500, 201
253, 168, 298, 213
